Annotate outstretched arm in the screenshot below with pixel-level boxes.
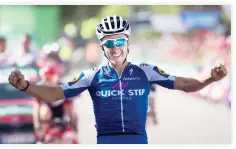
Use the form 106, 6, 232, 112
8, 69, 65, 102
139, 63, 227, 93
174, 64, 227, 93
8, 69, 90, 102
25, 83, 65, 102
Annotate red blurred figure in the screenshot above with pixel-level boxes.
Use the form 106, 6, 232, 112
33, 65, 79, 144
43, 118, 78, 144
39, 65, 58, 81
36, 44, 66, 78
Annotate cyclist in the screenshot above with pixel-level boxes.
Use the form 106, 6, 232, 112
32, 65, 78, 143
9, 15, 227, 144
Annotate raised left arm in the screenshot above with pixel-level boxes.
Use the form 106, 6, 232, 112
174, 64, 227, 93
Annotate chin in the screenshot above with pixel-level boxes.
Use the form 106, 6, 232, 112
114, 60, 125, 65
109, 54, 126, 64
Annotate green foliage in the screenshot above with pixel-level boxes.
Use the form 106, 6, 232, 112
98, 5, 132, 19
80, 6, 133, 39
221, 11, 231, 26
150, 5, 182, 14
132, 29, 161, 41
80, 18, 100, 39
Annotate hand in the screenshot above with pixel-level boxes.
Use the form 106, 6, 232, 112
211, 63, 228, 81
8, 69, 28, 90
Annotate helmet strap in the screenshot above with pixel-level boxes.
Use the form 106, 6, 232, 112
102, 47, 116, 66
122, 48, 129, 64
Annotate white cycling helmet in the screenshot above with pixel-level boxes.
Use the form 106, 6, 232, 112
96, 15, 131, 41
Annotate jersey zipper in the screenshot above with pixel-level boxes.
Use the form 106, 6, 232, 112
110, 63, 129, 132
119, 78, 125, 132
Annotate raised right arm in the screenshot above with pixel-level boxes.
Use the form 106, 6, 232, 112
8, 69, 92, 102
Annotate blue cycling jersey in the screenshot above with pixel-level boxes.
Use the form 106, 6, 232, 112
61, 62, 176, 137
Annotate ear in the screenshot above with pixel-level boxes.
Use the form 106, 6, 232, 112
127, 39, 131, 46
101, 46, 105, 51
100, 44, 105, 51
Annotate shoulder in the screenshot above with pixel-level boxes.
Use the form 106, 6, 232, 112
138, 63, 152, 67
131, 62, 155, 71
130, 62, 172, 79
133, 62, 167, 74
71, 66, 102, 84
84, 66, 102, 77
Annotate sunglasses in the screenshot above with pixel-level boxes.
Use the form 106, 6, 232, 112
101, 37, 128, 49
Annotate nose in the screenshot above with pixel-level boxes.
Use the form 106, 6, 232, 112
108, 44, 119, 51
112, 44, 119, 50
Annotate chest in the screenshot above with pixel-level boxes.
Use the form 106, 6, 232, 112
90, 68, 150, 98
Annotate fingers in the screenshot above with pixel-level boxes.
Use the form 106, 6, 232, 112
8, 69, 23, 85
214, 67, 220, 73
220, 64, 227, 76
15, 69, 24, 79
218, 64, 227, 76
213, 63, 227, 76
8, 71, 17, 84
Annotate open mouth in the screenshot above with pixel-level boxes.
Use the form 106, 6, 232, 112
112, 52, 122, 58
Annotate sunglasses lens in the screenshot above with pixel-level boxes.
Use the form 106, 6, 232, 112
104, 40, 115, 48
103, 38, 127, 48
116, 38, 127, 47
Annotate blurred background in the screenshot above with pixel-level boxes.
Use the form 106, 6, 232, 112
0, 5, 231, 144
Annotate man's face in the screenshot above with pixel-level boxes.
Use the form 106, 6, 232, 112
100, 34, 130, 65
21, 35, 31, 53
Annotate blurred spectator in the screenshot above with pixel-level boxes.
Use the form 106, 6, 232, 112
85, 41, 100, 67
37, 42, 68, 78
9, 34, 38, 67
0, 37, 11, 68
